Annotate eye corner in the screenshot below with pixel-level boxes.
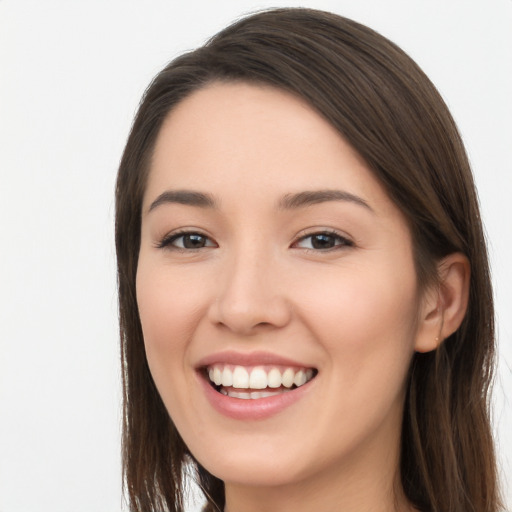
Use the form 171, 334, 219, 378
155, 230, 217, 251
292, 230, 354, 251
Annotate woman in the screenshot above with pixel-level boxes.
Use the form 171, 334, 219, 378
115, 8, 501, 512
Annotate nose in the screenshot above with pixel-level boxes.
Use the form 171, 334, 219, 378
207, 249, 292, 335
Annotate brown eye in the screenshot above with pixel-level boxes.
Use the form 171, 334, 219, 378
182, 234, 207, 248
159, 232, 216, 250
295, 232, 352, 250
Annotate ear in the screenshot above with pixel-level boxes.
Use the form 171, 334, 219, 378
414, 253, 470, 353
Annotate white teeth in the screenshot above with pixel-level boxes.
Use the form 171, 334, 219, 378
281, 368, 295, 388
213, 367, 222, 386
232, 366, 249, 388
221, 367, 233, 387
224, 388, 293, 399
293, 370, 306, 387
230, 390, 251, 399
207, 364, 316, 392
249, 367, 267, 389
260, 390, 288, 398
267, 368, 282, 388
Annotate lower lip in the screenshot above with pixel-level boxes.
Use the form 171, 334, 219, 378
198, 373, 314, 420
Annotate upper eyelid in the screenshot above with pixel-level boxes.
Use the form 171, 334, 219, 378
293, 229, 353, 244
290, 230, 355, 253
155, 228, 354, 248
156, 229, 216, 249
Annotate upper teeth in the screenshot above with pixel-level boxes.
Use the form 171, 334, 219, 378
207, 364, 314, 389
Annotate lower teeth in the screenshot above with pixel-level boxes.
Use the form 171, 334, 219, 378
219, 387, 293, 399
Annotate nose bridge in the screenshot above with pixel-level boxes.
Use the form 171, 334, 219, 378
210, 239, 290, 333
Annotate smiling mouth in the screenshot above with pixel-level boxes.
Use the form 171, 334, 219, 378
203, 364, 318, 400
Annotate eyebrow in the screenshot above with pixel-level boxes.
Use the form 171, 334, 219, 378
148, 190, 218, 213
278, 190, 373, 212
147, 188, 373, 214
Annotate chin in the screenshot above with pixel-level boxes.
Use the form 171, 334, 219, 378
200, 453, 310, 488
187, 425, 345, 490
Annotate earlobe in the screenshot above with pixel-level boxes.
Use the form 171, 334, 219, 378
415, 253, 470, 353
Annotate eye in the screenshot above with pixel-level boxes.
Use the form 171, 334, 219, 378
158, 231, 216, 250
293, 231, 353, 250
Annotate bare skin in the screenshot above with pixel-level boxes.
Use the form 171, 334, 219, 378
137, 82, 469, 512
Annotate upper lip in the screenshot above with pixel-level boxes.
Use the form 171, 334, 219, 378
195, 350, 316, 370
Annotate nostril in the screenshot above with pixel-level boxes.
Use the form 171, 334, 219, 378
207, 278, 293, 334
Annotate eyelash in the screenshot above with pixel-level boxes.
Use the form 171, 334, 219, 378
156, 230, 216, 250
293, 230, 354, 251
156, 229, 354, 252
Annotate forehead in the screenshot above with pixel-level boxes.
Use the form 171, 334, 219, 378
144, 82, 397, 219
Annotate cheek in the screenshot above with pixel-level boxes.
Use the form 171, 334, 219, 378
291, 261, 419, 454
135, 261, 208, 380
297, 258, 419, 380
135, 261, 215, 442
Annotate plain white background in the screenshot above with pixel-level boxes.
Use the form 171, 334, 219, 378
0, 1, 510, 511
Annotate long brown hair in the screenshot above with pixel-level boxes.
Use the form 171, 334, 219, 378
115, 8, 500, 512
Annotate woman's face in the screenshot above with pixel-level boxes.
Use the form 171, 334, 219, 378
137, 82, 430, 490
